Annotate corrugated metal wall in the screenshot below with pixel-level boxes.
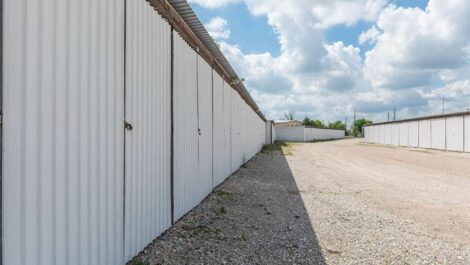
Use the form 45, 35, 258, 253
385, 124, 392, 145
2, 0, 268, 263
124, 0, 172, 261
272, 124, 277, 143
399, 123, 408, 146
173, 32, 199, 221
223, 80, 233, 176
212, 72, 226, 187
465, 116, 470, 152
431, 118, 446, 150
276, 127, 305, 142
197, 55, 214, 200
391, 124, 400, 145
231, 90, 243, 171
419, 120, 432, 148
276, 127, 345, 142
365, 114, 470, 153
446, 117, 464, 152
3, 0, 125, 264
408, 121, 419, 148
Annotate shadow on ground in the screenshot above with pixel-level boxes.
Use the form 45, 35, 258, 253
130, 141, 326, 264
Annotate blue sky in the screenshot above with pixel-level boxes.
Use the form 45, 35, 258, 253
189, 0, 470, 123
191, 3, 281, 56
192, 0, 428, 58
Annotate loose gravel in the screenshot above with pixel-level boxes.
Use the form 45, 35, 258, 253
130, 139, 470, 265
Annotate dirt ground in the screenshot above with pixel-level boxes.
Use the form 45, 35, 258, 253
132, 139, 470, 264
289, 138, 470, 264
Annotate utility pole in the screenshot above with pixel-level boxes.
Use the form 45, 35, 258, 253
393, 108, 396, 121
387, 112, 390, 122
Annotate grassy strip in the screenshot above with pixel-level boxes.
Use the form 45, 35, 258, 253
261, 141, 296, 156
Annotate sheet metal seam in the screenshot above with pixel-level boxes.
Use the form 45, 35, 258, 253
170, 27, 174, 225
122, 0, 127, 262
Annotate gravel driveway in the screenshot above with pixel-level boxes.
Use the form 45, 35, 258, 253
131, 139, 470, 264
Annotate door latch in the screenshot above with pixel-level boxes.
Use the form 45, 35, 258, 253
125, 121, 133, 131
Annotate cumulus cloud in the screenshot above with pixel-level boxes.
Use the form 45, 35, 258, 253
188, 0, 241, 9
205, 17, 231, 40
359, 26, 381, 45
364, 1, 470, 89
196, 0, 470, 122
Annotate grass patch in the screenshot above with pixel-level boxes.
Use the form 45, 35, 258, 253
307, 138, 343, 143
213, 189, 232, 198
130, 260, 149, 265
214, 206, 227, 216
262, 141, 296, 155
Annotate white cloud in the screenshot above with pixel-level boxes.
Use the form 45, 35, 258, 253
205, 17, 231, 40
309, 0, 388, 28
364, 1, 470, 89
188, 0, 241, 9
194, 0, 470, 122
359, 26, 381, 45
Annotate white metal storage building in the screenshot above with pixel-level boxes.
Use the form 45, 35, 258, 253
1, 0, 267, 264
275, 126, 345, 142
364, 111, 470, 153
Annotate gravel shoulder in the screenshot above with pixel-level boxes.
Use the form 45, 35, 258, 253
131, 139, 470, 264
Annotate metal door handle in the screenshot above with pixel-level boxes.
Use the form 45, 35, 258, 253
125, 121, 133, 131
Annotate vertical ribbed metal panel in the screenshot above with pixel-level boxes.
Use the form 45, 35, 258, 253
275, 127, 304, 142
231, 91, 243, 170
173, 32, 199, 220
272, 125, 277, 142
419, 120, 432, 148
3, 0, 125, 264
124, 0, 171, 261
197, 55, 214, 198
446, 117, 464, 152
408, 121, 419, 147
465, 116, 470, 152
240, 101, 249, 159
391, 124, 400, 145
376, 126, 381, 143
374, 126, 379, 143
399, 123, 409, 146
379, 125, 385, 144
385, 124, 392, 145
223, 81, 232, 176
431, 118, 446, 150
212, 72, 225, 187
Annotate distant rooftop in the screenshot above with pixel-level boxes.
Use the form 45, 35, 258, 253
273, 120, 302, 123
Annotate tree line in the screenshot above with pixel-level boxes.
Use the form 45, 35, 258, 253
283, 111, 372, 136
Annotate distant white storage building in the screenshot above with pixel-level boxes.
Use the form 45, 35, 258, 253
274, 126, 345, 142
273, 120, 304, 128
364, 111, 470, 152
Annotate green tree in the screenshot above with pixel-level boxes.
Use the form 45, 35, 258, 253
312, 119, 326, 129
352, 118, 373, 136
328, 120, 346, 130
303, 116, 314, 126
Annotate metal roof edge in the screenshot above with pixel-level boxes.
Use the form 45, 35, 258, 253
364, 111, 470, 127
165, 0, 266, 122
